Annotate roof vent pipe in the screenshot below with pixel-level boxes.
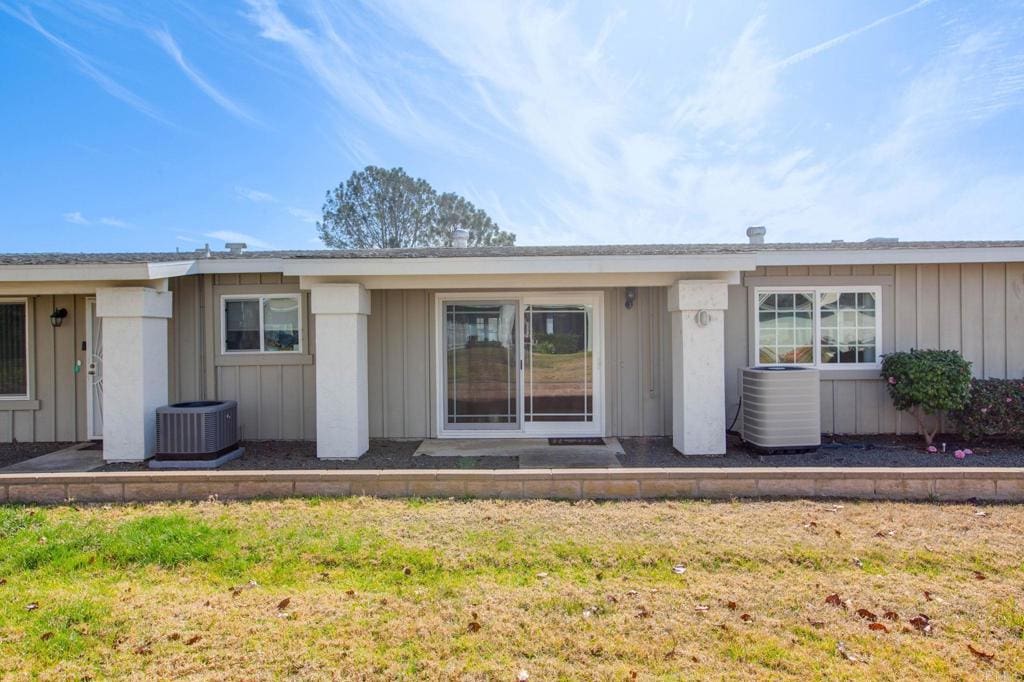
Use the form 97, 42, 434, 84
225, 242, 247, 255
746, 226, 767, 245
452, 228, 469, 248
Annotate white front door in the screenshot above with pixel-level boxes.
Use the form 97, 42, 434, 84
85, 298, 103, 440
437, 292, 604, 438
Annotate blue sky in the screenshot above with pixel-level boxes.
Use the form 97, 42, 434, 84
1, 0, 1022, 252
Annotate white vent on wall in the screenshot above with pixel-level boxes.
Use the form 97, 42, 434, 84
740, 367, 821, 452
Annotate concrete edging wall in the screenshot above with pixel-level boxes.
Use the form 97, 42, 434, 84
2, 468, 1024, 504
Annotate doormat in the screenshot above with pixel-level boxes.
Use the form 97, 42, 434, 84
548, 437, 606, 446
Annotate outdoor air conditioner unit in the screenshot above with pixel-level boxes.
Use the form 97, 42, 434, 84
740, 367, 821, 453
153, 400, 240, 467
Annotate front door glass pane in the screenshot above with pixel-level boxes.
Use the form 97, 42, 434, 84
445, 302, 518, 427
524, 304, 592, 422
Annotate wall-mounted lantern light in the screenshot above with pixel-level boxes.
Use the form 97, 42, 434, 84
624, 287, 637, 310
49, 307, 68, 328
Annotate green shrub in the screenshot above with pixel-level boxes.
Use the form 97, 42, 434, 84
532, 333, 581, 354
881, 349, 972, 445
955, 379, 1024, 441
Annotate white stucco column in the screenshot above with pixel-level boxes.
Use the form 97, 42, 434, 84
310, 283, 370, 459
668, 280, 729, 455
95, 287, 172, 462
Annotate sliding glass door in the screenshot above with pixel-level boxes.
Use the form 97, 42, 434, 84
439, 293, 603, 437
443, 302, 519, 429
524, 303, 593, 426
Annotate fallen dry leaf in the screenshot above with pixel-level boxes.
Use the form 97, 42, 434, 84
825, 593, 847, 608
133, 642, 153, 655
40, 632, 53, 641
636, 606, 652, 619
972, 571, 987, 581
883, 611, 899, 621
185, 635, 201, 646
345, 589, 355, 597
167, 633, 181, 641
726, 600, 738, 610
740, 613, 753, 622
856, 608, 878, 622
467, 621, 482, 633
924, 591, 934, 601
868, 623, 889, 633
277, 598, 291, 610
967, 644, 994, 661
909, 614, 933, 634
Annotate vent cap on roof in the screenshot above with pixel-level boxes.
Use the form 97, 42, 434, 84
452, 228, 469, 248
746, 226, 767, 245
225, 242, 247, 255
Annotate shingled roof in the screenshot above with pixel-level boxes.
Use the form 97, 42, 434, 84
2, 240, 1023, 266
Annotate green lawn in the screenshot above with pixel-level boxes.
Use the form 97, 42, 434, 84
1, 498, 1022, 680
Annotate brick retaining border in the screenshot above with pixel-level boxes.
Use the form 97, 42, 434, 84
2, 468, 1024, 504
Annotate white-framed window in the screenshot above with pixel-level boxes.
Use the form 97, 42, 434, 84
754, 286, 881, 368
221, 294, 302, 354
0, 298, 30, 398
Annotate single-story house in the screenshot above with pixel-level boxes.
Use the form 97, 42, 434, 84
0, 234, 1022, 461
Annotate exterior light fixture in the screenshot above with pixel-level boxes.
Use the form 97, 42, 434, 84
624, 287, 637, 310
50, 307, 68, 328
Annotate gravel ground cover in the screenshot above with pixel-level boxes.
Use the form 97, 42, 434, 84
95, 435, 1024, 471
0, 443, 75, 470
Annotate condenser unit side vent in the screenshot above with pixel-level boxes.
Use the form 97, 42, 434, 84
740, 367, 821, 452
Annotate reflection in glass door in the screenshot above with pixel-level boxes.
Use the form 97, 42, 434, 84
444, 302, 518, 429
524, 304, 593, 425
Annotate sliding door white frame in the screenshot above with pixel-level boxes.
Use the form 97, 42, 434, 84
433, 291, 604, 439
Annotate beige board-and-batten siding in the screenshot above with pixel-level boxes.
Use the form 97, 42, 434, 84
168, 263, 1024, 442
0, 294, 89, 443
725, 263, 1024, 436
169, 273, 317, 441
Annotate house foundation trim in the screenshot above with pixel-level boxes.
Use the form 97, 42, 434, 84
310, 283, 370, 459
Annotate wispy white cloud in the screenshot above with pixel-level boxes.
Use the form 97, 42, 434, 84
205, 229, 273, 249
63, 211, 132, 227
148, 27, 259, 124
99, 216, 131, 228
235, 186, 275, 203
1, 4, 170, 125
773, 0, 936, 69
287, 207, 319, 224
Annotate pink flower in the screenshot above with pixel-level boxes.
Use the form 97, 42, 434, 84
964, 449, 973, 456
954, 450, 966, 460
1007, 397, 1013, 403
887, 376, 897, 385
927, 445, 938, 453
981, 407, 988, 414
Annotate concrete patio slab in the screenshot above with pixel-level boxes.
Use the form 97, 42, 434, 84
1, 443, 104, 474
413, 437, 624, 468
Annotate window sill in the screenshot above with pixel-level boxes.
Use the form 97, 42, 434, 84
0, 399, 40, 411
216, 353, 313, 367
